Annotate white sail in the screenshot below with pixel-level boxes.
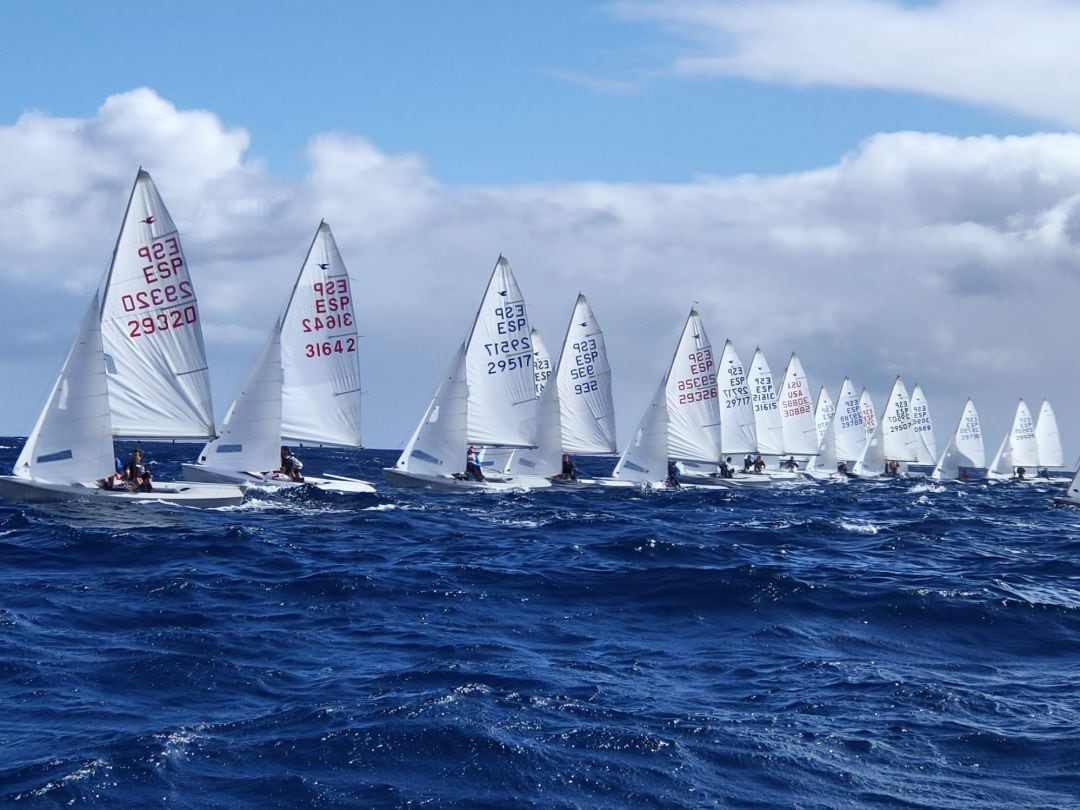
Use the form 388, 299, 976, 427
612, 377, 669, 484
280, 222, 363, 447
504, 329, 559, 476
464, 256, 538, 448
909, 384, 937, 464
777, 353, 818, 456
506, 355, 563, 477
882, 377, 919, 463
860, 388, 877, 440
716, 340, 757, 455
833, 379, 866, 462
394, 343, 469, 477
1035, 400, 1063, 468
814, 385, 835, 445
531, 329, 553, 396
99, 170, 215, 439
14, 295, 114, 484
931, 399, 984, 480
556, 294, 617, 455
1064, 467, 1080, 502
815, 415, 839, 472
748, 348, 784, 456
854, 409, 886, 476
1008, 400, 1040, 468
666, 310, 722, 462
194, 321, 283, 474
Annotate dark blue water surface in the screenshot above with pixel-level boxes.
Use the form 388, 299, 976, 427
1, 440, 1078, 808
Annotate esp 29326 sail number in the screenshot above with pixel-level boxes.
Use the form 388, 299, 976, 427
676, 348, 718, 405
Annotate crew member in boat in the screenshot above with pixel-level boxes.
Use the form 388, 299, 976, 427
665, 460, 681, 488
280, 446, 305, 482
837, 460, 849, 477
752, 454, 766, 474
465, 445, 485, 481
782, 456, 798, 471
552, 453, 577, 482
1015, 466, 1026, 481
743, 453, 753, 473
123, 448, 153, 492
99, 456, 124, 489
722, 457, 735, 478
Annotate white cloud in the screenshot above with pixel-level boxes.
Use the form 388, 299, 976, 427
1, 89, 1079, 455
610, 0, 1080, 127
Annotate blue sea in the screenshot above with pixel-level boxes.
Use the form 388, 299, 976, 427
1, 439, 1078, 808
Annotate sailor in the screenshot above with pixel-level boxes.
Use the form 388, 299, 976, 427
465, 445, 485, 481
124, 448, 153, 492
553, 453, 577, 481
280, 446, 305, 482
666, 460, 681, 489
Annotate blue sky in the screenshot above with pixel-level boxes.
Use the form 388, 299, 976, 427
2, 0, 1037, 183
2, 0, 1079, 456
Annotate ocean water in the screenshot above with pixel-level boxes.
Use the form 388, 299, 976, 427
0, 440, 1078, 808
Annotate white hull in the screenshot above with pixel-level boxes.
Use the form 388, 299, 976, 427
382, 467, 551, 492
182, 463, 376, 494
0, 475, 246, 508
680, 473, 772, 489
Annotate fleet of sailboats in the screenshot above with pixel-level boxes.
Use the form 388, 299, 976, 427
1, 171, 1075, 506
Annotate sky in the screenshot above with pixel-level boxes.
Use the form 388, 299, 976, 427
1, 0, 1079, 460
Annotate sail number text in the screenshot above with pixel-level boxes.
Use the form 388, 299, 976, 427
676, 348, 718, 405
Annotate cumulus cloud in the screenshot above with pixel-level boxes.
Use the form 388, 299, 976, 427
1, 88, 1078, 452
610, 0, 1080, 128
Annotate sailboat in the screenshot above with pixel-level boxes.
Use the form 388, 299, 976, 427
909, 384, 937, 470
503, 294, 619, 484
182, 222, 375, 493
748, 348, 784, 458
806, 378, 862, 481
1034, 400, 1065, 479
601, 308, 720, 488
931, 399, 984, 481
777, 353, 819, 462
555, 294, 617, 458
0, 172, 245, 507
853, 377, 918, 478
987, 400, 1040, 481
384, 256, 551, 490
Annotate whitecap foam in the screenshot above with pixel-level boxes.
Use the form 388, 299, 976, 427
839, 520, 879, 534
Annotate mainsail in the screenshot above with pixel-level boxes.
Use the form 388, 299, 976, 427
909, 384, 937, 464
280, 222, 363, 448
717, 340, 757, 455
931, 399, 984, 480
555, 294, 617, 455
833, 379, 866, 462
748, 348, 784, 456
814, 386, 835, 446
989, 400, 1039, 474
881, 377, 918, 463
777, 353, 818, 456
99, 170, 215, 439
464, 256, 538, 448
1035, 400, 1063, 468
666, 310, 722, 463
